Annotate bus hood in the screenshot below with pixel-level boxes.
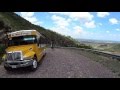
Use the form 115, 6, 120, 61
6, 44, 35, 55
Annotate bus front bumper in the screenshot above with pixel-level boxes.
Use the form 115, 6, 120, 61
4, 60, 33, 69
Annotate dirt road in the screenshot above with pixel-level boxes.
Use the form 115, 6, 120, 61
0, 48, 118, 78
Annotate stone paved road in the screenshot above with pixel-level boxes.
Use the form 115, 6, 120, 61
0, 48, 118, 78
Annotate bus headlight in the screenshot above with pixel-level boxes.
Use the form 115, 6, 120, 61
23, 56, 33, 60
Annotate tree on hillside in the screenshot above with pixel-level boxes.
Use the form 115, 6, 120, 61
0, 20, 4, 30
0, 12, 78, 47
0, 20, 12, 46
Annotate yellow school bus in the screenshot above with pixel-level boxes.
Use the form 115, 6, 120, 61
3, 30, 46, 71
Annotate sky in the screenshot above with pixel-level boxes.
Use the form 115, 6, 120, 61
16, 12, 120, 41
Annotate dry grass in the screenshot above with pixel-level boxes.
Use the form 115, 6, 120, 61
70, 48, 120, 76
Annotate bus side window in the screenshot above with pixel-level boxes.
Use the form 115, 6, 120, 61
40, 37, 46, 48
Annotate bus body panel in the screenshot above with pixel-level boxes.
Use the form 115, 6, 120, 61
3, 30, 46, 69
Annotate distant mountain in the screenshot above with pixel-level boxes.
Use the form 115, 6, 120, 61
0, 12, 77, 47
76, 38, 120, 53
76, 38, 120, 44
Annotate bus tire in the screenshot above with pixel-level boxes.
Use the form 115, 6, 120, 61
4, 66, 12, 71
30, 56, 38, 71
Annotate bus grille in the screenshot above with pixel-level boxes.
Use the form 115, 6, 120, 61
7, 51, 22, 61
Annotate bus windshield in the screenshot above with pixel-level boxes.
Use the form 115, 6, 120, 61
8, 35, 37, 46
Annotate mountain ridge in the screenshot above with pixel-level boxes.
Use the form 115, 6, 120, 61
0, 12, 77, 47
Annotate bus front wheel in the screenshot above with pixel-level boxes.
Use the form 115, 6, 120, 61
30, 57, 38, 71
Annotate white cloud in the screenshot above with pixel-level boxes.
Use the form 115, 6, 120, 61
73, 26, 84, 34
50, 15, 72, 36
51, 25, 87, 39
21, 12, 34, 17
109, 18, 119, 24
72, 26, 89, 38
109, 34, 116, 36
50, 12, 95, 35
106, 31, 110, 33
51, 26, 70, 36
68, 12, 93, 21
90, 32, 94, 35
116, 28, 120, 31
49, 12, 94, 21
20, 12, 42, 25
98, 23, 102, 26
85, 21, 96, 28
97, 12, 110, 18
50, 13, 95, 38
50, 14, 87, 38
51, 15, 71, 28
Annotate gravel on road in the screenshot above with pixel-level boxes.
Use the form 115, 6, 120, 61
0, 48, 118, 78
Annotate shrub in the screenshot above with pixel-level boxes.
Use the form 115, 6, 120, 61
77, 44, 93, 49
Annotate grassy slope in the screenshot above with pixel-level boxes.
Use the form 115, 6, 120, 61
0, 12, 77, 47
85, 42, 120, 54
97, 44, 120, 54
108, 44, 120, 52
68, 48, 120, 77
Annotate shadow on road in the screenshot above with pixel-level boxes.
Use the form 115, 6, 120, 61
5, 55, 46, 75
5, 66, 39, 75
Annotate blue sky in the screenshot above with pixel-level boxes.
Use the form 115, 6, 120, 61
16, 12, 120, 41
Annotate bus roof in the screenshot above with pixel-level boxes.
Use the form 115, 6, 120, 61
8, 30, 43, 38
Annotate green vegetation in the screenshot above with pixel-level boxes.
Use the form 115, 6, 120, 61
0, 45, 5, 52
0, 12, 93, 56
97, 43, 120, 54
83, 42, 120, 54
105, 44, 120, 53
73, 48, 120, 76
76, 44, 93, 49
0, 12, 77, 47
0, 44, 5, 64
